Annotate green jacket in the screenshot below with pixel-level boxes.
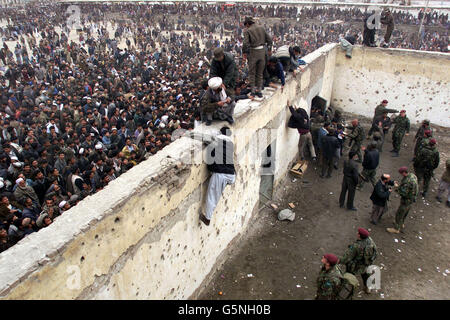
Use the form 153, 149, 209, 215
414, 144, 440, 171
242, 24, 272, 54
347, 125, 365, 145
210, 52, 238, 90
340, 237, 377, 275
397, 173, 419, 202
316, 264, 343, 300
373, 104, 398, 120
392, 116, 410, 135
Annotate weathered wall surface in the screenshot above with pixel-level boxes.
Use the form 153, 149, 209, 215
332, 47, 450, 127
0, 44, 337, 300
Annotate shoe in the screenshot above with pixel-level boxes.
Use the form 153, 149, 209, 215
199, 214, 210, 226
254, 91, 263, 98
370, 220, 377, 225
422, 191, 427, 198
392, 152, 399, 157
348, 207, 358, 211
345, 55, 352, 59
206, 120, 212, 126
312, 157, 317, 162
333, 164, 338, 170
436, 196, 442, 203
226, 116, 234, 125
369, 43, 377, 47
386, 227, 400, 234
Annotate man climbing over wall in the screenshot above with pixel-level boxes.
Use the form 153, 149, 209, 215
200, 127, 236, 226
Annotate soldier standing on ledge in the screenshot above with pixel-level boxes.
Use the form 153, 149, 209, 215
391, 110, 410, 158
242, 16, 272, 99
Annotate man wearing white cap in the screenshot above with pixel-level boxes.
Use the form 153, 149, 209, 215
13, 177, 39, 206
203, 77, 235, 126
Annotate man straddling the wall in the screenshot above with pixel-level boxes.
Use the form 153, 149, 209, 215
391, 110, 410, 158
242, 16, 272, 99
200, 127, 236, 226
387, 166, 418, 234
339, 33, 358, 59
287, 102, 317, 162
264, 56, 285, 92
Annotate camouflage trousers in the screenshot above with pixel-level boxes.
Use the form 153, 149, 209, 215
358, 168, 377, 188
414, 167, 433, 193
350, 142, 363, 162
394, 198, 413, 231
392, 131, 405, 153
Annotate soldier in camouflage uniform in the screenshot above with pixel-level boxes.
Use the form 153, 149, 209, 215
413, 138, 440, 198
315, 254, 343, 300
387, 167, 419, 234
345, 119, 365, 162
413, 125, 432, 162
391, 110, 410, 157
368, 100, 398, 137
339, 228, 377, 294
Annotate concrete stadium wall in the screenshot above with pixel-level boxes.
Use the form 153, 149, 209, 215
332, 47, 450, 127
0, 44, 337, 300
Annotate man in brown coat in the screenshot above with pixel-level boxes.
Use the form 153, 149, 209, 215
242, 17, 272, 98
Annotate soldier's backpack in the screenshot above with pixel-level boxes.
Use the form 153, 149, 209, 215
337, 272, 359, 300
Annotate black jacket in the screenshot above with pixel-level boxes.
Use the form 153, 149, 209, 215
343, 159, 359, 185
207, 135, 235, 175
210, 52, 238, 89
362, 149, 379, 170
322, 134, 340, 159
370, 180, 394, 207
288, 106, 310, 130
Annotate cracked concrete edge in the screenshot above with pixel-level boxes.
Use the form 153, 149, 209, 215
0, 136, 203, 295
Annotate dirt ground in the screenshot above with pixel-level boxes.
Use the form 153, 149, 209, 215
199, 116, 450, 300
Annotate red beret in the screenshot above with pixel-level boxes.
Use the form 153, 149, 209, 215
398, 166, 408, 174
429, 138, 436, 145
424, 130, 432, 136
382, 100, 388, 104
324, 254, 339, 266
400, 109, 406, 113
358, 227, 369, 239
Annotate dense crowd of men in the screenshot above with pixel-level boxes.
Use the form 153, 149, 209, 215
0, 3, 448, 299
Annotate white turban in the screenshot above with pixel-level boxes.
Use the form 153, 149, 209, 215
208, 77, 222, 90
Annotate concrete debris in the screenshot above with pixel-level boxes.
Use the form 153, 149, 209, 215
397, 249, 402, 252
418, 268, 422, 272
394, 239, 399, 243
278, 209, 295, 221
